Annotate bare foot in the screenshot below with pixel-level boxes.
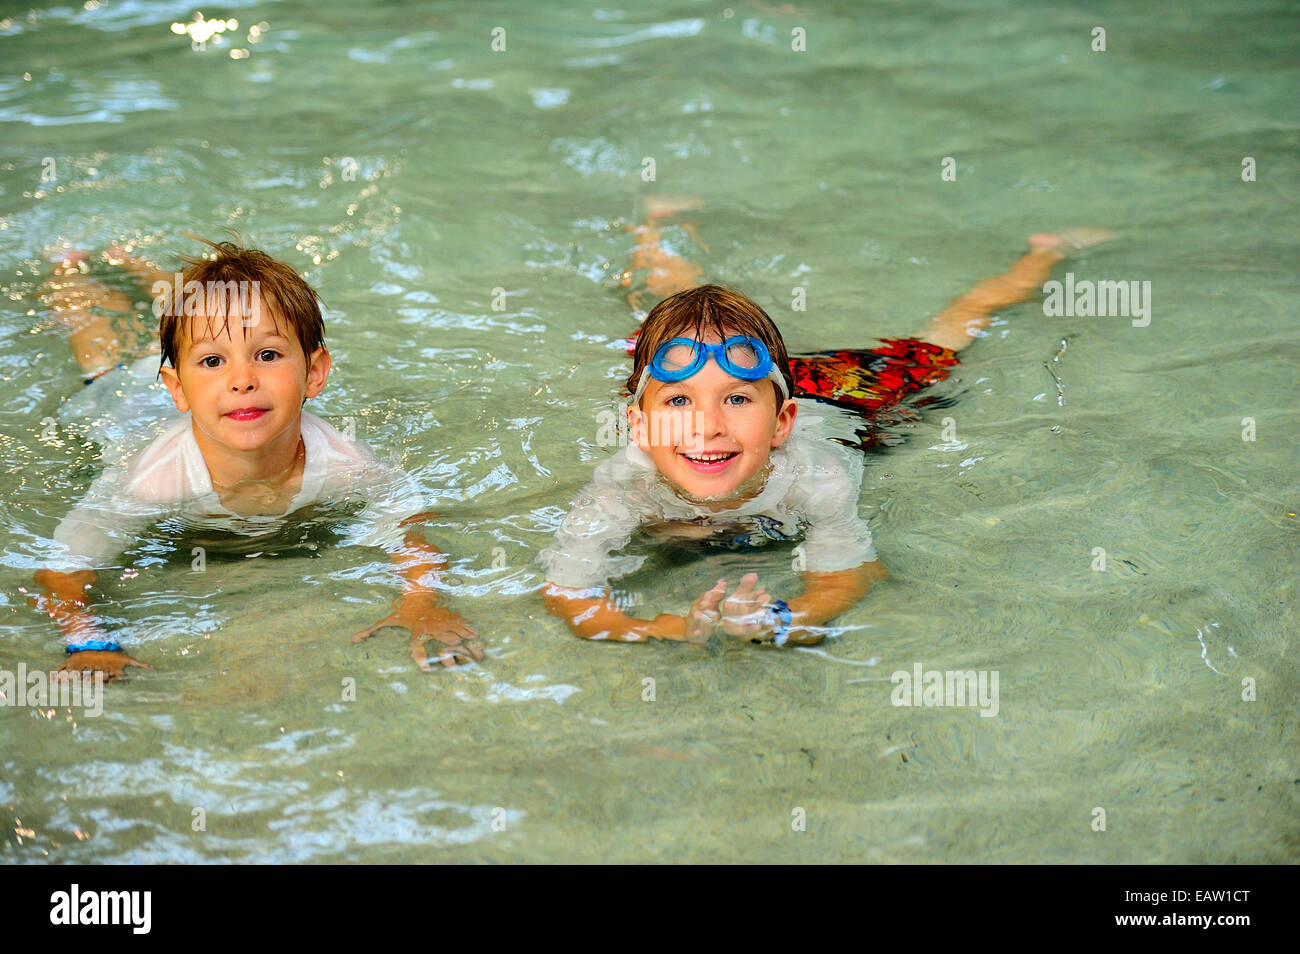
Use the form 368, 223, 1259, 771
643, 195, 703, 224
1028, 228, 1115, 257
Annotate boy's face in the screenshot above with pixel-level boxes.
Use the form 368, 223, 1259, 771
629, 334, 797, 502
158, 295, 329, 457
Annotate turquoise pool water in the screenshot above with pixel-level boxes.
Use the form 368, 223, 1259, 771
1, 0, 1296, 863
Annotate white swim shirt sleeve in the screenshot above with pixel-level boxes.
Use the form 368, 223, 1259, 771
797, 448, 878, 572
539, 477, 645, 592
49, 463, 161, 570
47, 416, 231, 570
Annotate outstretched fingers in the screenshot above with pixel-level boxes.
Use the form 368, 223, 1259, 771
683, 579, 728, 643
436, 639, 484, 668
445, 619, 478, 642
410, 633, 483, 671
351, 615, 397, 644
695, 579, 728, 615
722, 574, 775, 637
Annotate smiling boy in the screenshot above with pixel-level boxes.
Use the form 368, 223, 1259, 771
540, 285, 886, 645
541, 209, 1112, 646
33, 239, 479, 678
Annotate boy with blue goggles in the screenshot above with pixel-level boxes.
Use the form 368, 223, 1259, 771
544, 209, 1113, 653
543, 283, 880, 650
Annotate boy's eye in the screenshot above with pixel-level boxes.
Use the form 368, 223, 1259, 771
666, 395, 689, 407
725, 393, 751, 406
200, 355, 222, 368
257, 349, 281, 362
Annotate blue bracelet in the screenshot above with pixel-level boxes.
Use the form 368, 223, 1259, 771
65, 640, 122, 655
768, 599, 793, 647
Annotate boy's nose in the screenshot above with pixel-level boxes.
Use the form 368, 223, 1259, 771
690, 406, 724, 438
227, 364, 257, 391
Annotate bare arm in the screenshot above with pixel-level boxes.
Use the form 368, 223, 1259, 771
779, 560, 889, 645
541, 584, 694, 643
352, 514, 480, 669
32, 568, 149, 680
542, 580, 740, 645
33, 568, 101, 640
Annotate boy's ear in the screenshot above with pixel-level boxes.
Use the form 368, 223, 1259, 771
626, 402, 650, 451
157, 365, 190, 414
770, 397, 798, 449
304, 347, 331, 399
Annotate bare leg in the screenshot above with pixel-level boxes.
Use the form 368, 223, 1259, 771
41, 250, 133, 375
41, 245, 169, 375
918, 228, 1114, 353
617, 197, 709, 316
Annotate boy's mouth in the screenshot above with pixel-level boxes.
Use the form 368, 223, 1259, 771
226, 407, 268, 421
680, 450, 738, 474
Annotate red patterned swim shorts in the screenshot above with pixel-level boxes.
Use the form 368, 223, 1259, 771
788, 338, 959, 416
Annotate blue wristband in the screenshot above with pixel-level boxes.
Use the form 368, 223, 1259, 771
65, 640, 122, 655
768, 599, 792, 647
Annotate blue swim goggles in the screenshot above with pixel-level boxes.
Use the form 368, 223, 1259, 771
632, 336, 790, 404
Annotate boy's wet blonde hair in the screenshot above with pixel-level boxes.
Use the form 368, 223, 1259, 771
626, 284, 794, 408
159, 235, 325, 370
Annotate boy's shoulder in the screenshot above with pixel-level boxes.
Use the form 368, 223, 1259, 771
118, 416, 207, 506
299, 410, 421, 505
300, 410, 377, 467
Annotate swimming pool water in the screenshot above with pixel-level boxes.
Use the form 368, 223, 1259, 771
0, 0, 1296, 863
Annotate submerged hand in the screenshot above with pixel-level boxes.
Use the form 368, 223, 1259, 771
353, 596, 481, 670
55, 650, 150, 683
720, 573, 775, 640
684, 579, 728, 643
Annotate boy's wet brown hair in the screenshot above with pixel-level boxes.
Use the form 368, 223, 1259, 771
626, 284, 794, 408
159, 234, 325, 371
